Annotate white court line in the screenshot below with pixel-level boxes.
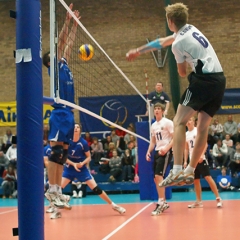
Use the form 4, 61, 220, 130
0, 208, 17, 215
102, 202, 153, 240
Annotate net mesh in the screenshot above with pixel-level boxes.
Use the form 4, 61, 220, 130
56, 0, 142, 103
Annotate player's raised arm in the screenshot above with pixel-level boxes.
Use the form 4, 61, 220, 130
63, 10, 81, 62
126, 35, 175, 61
58, 3, 73, 60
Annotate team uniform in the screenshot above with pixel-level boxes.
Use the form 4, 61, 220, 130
48, 58, 75, 144
62, 137, 93, 182
151, 118, 174, 176
172, 24, 226, 117
186, 127, 210, 179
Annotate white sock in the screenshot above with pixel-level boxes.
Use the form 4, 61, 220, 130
157, 198, 164, 205
111, 202, 117, 207
56, 185, 62, 194
172, 165, 182, 175
184, 166, 195, 174
49, 184, 56, 193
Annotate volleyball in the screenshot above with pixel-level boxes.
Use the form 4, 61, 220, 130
78, 44, 94, 61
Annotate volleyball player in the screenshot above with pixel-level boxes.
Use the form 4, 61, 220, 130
126, 3, 226, 187
42, 4, 80, 209
50, 123, 126, 219
146, 103, 173, 215
185, 117, 222, 208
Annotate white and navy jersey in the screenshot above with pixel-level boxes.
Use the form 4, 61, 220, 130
151, 118, 173, 150
67, 137, 89, 170
186, 127, 205, 160
172, 24, 223, 73
48, 58, 75, 110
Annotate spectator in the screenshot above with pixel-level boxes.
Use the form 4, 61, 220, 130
103, 135, 112, 152
6, 142, 17, 170
222, 134, 233, 148
108, 149, 122, 182
217, 167, 239, 192
91, 137, 104, 165
1, 165, 17, 198
84, 132, 93, 149
124, 126, 134, 147
115, 122, 126, 151
127, 140, 136, 165
223, 115, 238, 144
128, 123, 136, 133
110, 129, 120, 149
121, 149, 134, 181
212, 139, 228, 168
1, 129, 13, 153
210, 118, 223, 141
0, 150, 9, 177
146, 82, 171, 116
236, 125, 240, 143
105, 142, 121, 158
228, 142, 240, 177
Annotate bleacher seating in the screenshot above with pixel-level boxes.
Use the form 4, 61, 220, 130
0, 169, 239, 197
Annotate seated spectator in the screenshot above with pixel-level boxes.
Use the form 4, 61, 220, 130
130, 135, 137, 148
127, 140, 136, 165
71, 178, 87, 198
128, 123, 136, 133
1, 165, 17, 198
210, 118, 223, 141
108, 149, 122, 182
103, 135, 112, 152
110, 129, 120, 149
228, 142, 240, 177
223, 115, 238, 144
236, 125, 240, 143
217, 167, 239, 191
84, 132, 93, 149
222, 134, 233, 148
115, 122, 126, 138
105, 142, 121, 158
121, 149, 134, 181
1, 129, 13, 153
212, 139, 228, 168
0, 150, 9, 177
6, 141, 17, 170
124, 126, 134, 147
91, 137, 104, 165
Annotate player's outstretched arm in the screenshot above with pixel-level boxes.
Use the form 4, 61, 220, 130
58, 3, 73, 60
126, 35, 175, 61
63, 10, 81, 62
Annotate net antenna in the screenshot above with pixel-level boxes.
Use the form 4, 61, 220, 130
49, 0, 60, 98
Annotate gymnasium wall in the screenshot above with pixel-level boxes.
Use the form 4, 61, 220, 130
0, 0, 239, 136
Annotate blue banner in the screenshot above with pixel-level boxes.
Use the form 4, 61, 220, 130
79, 95, 146, 138
216, 88, 240, 114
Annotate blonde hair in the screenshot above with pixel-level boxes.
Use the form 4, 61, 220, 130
154, 102, 165, 111
165, 3, 189, 29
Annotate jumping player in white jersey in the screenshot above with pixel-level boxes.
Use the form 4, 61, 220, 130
185, 117, 222, 208
126, 3, 226, 187
146, 103, 173, 215
50, 123, 126, 219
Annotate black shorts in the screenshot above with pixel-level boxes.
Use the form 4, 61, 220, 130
194, 159, 211, 179
180, 72, 226, 117
153, 150, 173, 177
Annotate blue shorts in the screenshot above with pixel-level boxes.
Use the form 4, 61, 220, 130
48, 108, 74, 143
62, 165, 93, 182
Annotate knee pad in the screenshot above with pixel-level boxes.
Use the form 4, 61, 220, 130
49, 145, 64, 165
92, 186, 102, 195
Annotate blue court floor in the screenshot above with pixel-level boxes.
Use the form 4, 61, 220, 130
0, 190, 239, 208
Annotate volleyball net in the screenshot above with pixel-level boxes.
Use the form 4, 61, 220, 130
48, 0, 152, 142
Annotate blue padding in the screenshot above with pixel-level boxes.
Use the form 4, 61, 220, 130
43, 96, 55, 105
136, 122, 172, 200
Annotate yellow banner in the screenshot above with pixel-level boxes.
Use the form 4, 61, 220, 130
0, 101, 53, 127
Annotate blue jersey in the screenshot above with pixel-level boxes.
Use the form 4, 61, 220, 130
63, 137, 92, 182
48, 58, 75, 109
217, 175, 231, 186
43, 144, 52, 158
67, 137, 89, 170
